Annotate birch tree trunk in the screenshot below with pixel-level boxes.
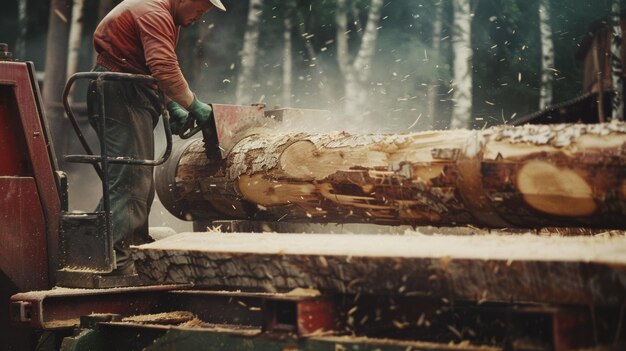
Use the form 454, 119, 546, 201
282, 2, 294, 107
43, 0, 72, 162
611, 0, 624, 121
450, 0, 473, 129
336, 0, 384, 122
16, 0, 28, 59
426, 0, 444, 130
93, 0, 115, 66
193, 24, 213, 87
295, 7, 329, 101
66, 0, 85, 101
538, 0, 554, 110
335, 0, 350, 83
235, 0, 263, 105
157, 122, 626, 229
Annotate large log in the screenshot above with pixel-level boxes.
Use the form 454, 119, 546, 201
157, 122, 626, 228
133, 232, 626, 305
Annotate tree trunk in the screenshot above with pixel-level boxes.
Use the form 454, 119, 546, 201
93, 0, 116, 66
425, 0, 444, 130
97, 0, 115, 21
43, 0, 72, 162
16, 0, 28, 59
450, 0, 473, 129
133, 232, 626, 305
282, 3, 293, 107
192, 23, 213, 88
294, 6, 330, 102
538, 0, 554, 110
336, 0, 384, 122
611, 0, 624, 121
235, 0, 263, 105
159, 122, 626, 229
66, 0, 85, 101
335, 0, 350, 78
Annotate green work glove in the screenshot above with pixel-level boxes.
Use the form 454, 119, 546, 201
188, 96, 214, 125
166, 101, 188, 135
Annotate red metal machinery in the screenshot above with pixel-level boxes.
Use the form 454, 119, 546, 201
0, 44, 61, 350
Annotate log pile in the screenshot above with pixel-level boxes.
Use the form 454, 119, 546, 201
162, 122, 626, 228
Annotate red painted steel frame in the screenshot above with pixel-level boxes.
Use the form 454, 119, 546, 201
0, 61, 61, 348
11, 285, 185, 329
0, 61, 61, 286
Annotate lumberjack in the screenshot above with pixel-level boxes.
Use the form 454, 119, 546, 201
88, 0, 227, 274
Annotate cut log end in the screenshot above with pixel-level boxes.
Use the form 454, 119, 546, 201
517, 160, 596, 216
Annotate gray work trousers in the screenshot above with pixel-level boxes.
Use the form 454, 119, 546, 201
87, 66, 161, 269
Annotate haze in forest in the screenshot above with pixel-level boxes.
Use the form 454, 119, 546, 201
0, 0, 619, 224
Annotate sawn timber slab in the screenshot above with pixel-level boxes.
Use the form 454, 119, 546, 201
132, 232, 626, 305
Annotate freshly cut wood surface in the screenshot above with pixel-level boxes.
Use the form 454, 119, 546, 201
133, 232, 626, 305
166, 122, 626, 228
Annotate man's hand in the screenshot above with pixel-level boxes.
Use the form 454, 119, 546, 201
188, 96, 214, 125
166, 101, 189, 135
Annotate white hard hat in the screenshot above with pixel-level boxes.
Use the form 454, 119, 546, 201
209, 0, 226, 11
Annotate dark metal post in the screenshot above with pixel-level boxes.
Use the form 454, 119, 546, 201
97, 78, 114, 268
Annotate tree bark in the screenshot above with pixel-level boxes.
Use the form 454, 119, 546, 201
133, 232, 626, 305
425, 0, 444, 130
158, 122, 626, 229
66, 0, 85, 101
611, 0, 624, 121
16, 0, 28, 59
282, 2, 293, 107
538, 0, 554, 110
235, 0, 263, 105
92, 0, 116, 66
294, 7, 330, 102
336, 0, 384, 122
450, 0, 473, 129
43, 0, 72, 162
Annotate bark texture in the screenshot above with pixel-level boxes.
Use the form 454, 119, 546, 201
235, 0, 263, 105
282, 2, 293, 107
66, 0, 85, 101
164, 122, 626, 229
450, 0, 473, 129
16, 0, 28, 59
43, 0, 72, 163
425, 0, 444, 130
133, 232, 626, 305
611, 1, 624, 121
336, 0, 384, 121
538, 0, 554, 110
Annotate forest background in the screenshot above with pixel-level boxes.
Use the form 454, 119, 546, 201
0, 0, 617, 132
0, 0, 619, 227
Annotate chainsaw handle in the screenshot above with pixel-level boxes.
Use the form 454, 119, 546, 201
179, 124, 203, 139
179, 115, 203, 139
178, 104, 214, 139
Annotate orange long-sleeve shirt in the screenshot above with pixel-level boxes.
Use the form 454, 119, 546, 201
94, 0, 195, 107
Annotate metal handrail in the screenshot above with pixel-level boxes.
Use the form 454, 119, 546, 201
61, 72, 174, 270
62, 72, 173, 179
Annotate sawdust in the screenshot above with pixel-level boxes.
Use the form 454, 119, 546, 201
122, 311, 195, 325
284, 287, 321, 297
136, 232, 626, 263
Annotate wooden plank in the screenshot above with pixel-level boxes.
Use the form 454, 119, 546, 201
133, 232, 626, 305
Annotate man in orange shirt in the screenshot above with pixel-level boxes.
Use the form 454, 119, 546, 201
88, 0, 226, 274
